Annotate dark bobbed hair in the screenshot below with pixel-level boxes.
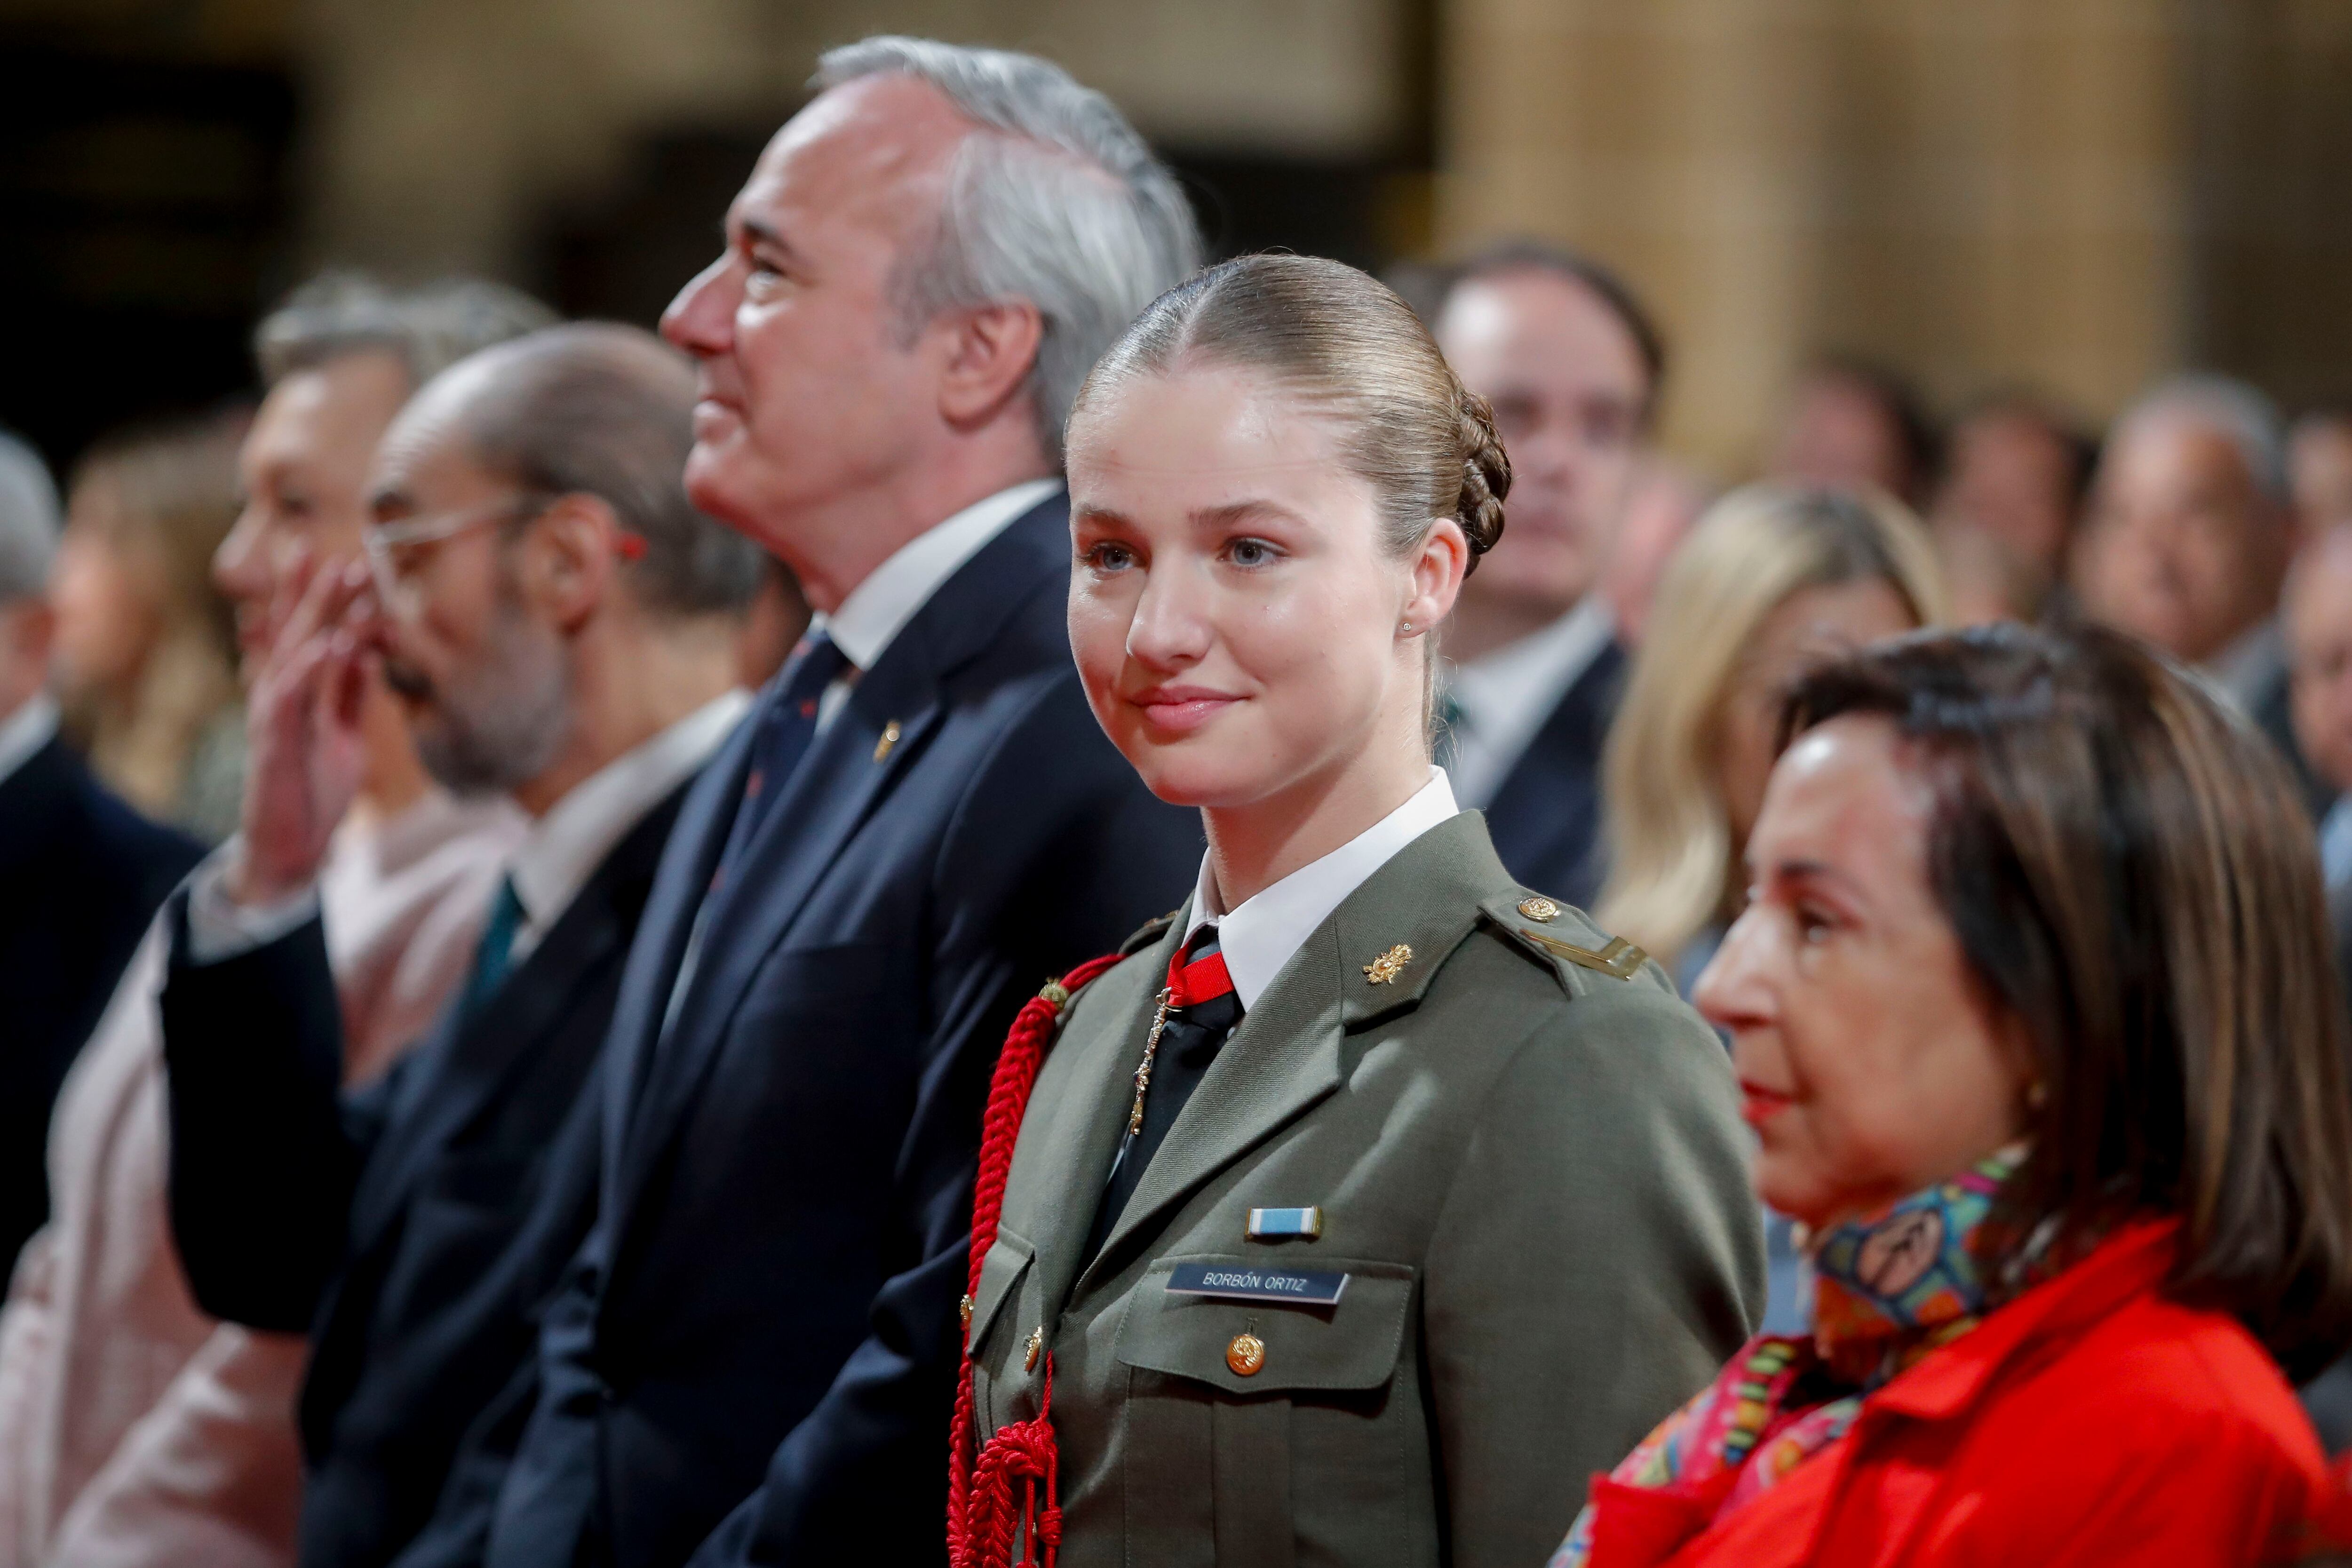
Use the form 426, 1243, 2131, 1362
1398, 239, 1668, 427
1779, 622, 2352, 1377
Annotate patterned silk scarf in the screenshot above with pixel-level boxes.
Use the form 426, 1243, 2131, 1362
1549, 1148, 2026, 1568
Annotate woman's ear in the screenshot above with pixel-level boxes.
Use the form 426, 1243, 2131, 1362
1399, 517, 1470, 641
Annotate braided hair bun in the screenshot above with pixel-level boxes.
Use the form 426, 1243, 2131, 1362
1453, 383, 1510, 571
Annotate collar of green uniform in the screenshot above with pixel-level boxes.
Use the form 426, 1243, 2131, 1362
1322, 810, 1517, 1030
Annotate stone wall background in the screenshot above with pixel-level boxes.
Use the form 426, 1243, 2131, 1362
5, 0, 2351, 475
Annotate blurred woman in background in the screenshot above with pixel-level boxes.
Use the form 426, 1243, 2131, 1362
1556, 623, 2352, 1567
1599, 485, 1945, 1334
1597, 484, 1947, 989
52, 413, 247, 842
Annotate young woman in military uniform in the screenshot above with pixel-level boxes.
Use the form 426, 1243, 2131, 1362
947, 255, 1764, 1568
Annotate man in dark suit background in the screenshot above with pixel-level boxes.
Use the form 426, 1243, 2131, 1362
1420, 242, 1669, 908
158, 324, 763, 1568
0, 430, 201, 1275
440, 38, 1204, 1568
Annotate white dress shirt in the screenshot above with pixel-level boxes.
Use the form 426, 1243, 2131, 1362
499, 688, 749, 963
1181, 768, 1461, 1012
808, 477, 1063, 731
1439, 596, 1615, 809
0, 692, 59, 788
188, 690, 751, 966
652, 477, 1064, 1041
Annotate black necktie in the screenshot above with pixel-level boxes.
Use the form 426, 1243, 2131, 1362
711, 631, 851, 895
1084, 927, 1243, 1259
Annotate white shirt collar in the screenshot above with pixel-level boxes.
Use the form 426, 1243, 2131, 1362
2202, 613, 2284, 715
1439, 596, 1615, 808
506, 688, 751, 955
0, 692, 59, 789
1182, 767, 1461, 1011
813, 478, 1063, 673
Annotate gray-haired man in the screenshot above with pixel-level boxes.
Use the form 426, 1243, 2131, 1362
2074, 373, 2321, 805
442, 37, 1206, 1568
159, 324, 764, 1568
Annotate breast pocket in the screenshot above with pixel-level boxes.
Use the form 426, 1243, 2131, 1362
1112, 1253, 1421, 1568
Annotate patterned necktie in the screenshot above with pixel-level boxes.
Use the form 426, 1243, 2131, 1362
455, 875, 526, 1025
1085, 926, 1243, 1258
711, 631, 852, 895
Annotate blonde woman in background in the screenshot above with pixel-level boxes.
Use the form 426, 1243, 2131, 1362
51, 414, 248, 843
1600, 484, 1947, 979
1597, 484, 1946, 1335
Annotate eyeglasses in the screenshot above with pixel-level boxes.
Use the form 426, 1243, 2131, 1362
361, 493, 555, 609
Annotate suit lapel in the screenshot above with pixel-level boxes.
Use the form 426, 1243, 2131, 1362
345, 787, 682, 1257
1485, 641, 1621, 823
597, 721, 751, 1205
1082, 927, 1344, 1287
610, 493, 1072, 1214
613, 671, 941, 1200
1021, 917, 1187, 1313
1081, 814, 1508, 1285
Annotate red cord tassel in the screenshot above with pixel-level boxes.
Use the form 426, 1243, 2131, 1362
948, 955, 1121, 1568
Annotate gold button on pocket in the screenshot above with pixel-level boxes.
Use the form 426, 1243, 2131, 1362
1225, 1332, 1266, 1377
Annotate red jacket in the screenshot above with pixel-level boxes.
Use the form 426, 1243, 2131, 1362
1585, 1221, 2344, 1568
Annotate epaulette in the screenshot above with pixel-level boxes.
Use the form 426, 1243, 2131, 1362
1477, 890, 1651, 997
1117, 907, 1184, 958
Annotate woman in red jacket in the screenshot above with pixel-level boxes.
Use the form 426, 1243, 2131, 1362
1557, 622, 2352, 1568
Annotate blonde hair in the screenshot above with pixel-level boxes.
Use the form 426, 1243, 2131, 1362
60, 413, 244, 831
1597, 483, 1948, 961
1070, 254, 1510, 571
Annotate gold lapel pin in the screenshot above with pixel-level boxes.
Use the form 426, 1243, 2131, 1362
873, 719, 902, 763
1517, 896, 1561, 922
1362, 944, 1412, 985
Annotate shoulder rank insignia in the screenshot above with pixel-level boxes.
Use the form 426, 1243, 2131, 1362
1518, 927, 1647, 980
1119, 908, 1185, 957
1362, 944, 1412, 984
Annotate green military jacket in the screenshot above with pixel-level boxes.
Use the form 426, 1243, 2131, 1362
964, 812, 1764, 1568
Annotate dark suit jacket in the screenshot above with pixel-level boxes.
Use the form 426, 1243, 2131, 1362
0, 730, 200, 1272
160, 781, 694, 1568
469, 494, 1201, 1568
1478, 640, 1625, 911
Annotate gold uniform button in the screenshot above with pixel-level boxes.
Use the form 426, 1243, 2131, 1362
1518, 896, 1561, 922
1226, 1332, 1266, 1377
1023, 1326, 1044, 1372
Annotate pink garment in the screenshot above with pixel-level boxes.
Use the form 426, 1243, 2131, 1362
0, 789, 525, 1568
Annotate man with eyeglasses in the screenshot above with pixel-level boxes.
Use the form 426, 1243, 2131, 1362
0, 275, 543, 1568
155, 323, 765, 1568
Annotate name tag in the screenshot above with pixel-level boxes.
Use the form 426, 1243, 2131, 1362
1166, 1262, 1349, 1306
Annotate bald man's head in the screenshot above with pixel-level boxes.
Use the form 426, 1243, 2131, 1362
387, 323, 763, 619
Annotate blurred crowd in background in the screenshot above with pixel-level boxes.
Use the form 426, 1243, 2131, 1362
7, 8, 2352, 1568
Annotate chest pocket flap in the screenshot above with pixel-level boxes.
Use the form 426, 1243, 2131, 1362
969, 1230, 1035, 1357
1114, 1253, 1414, 1397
